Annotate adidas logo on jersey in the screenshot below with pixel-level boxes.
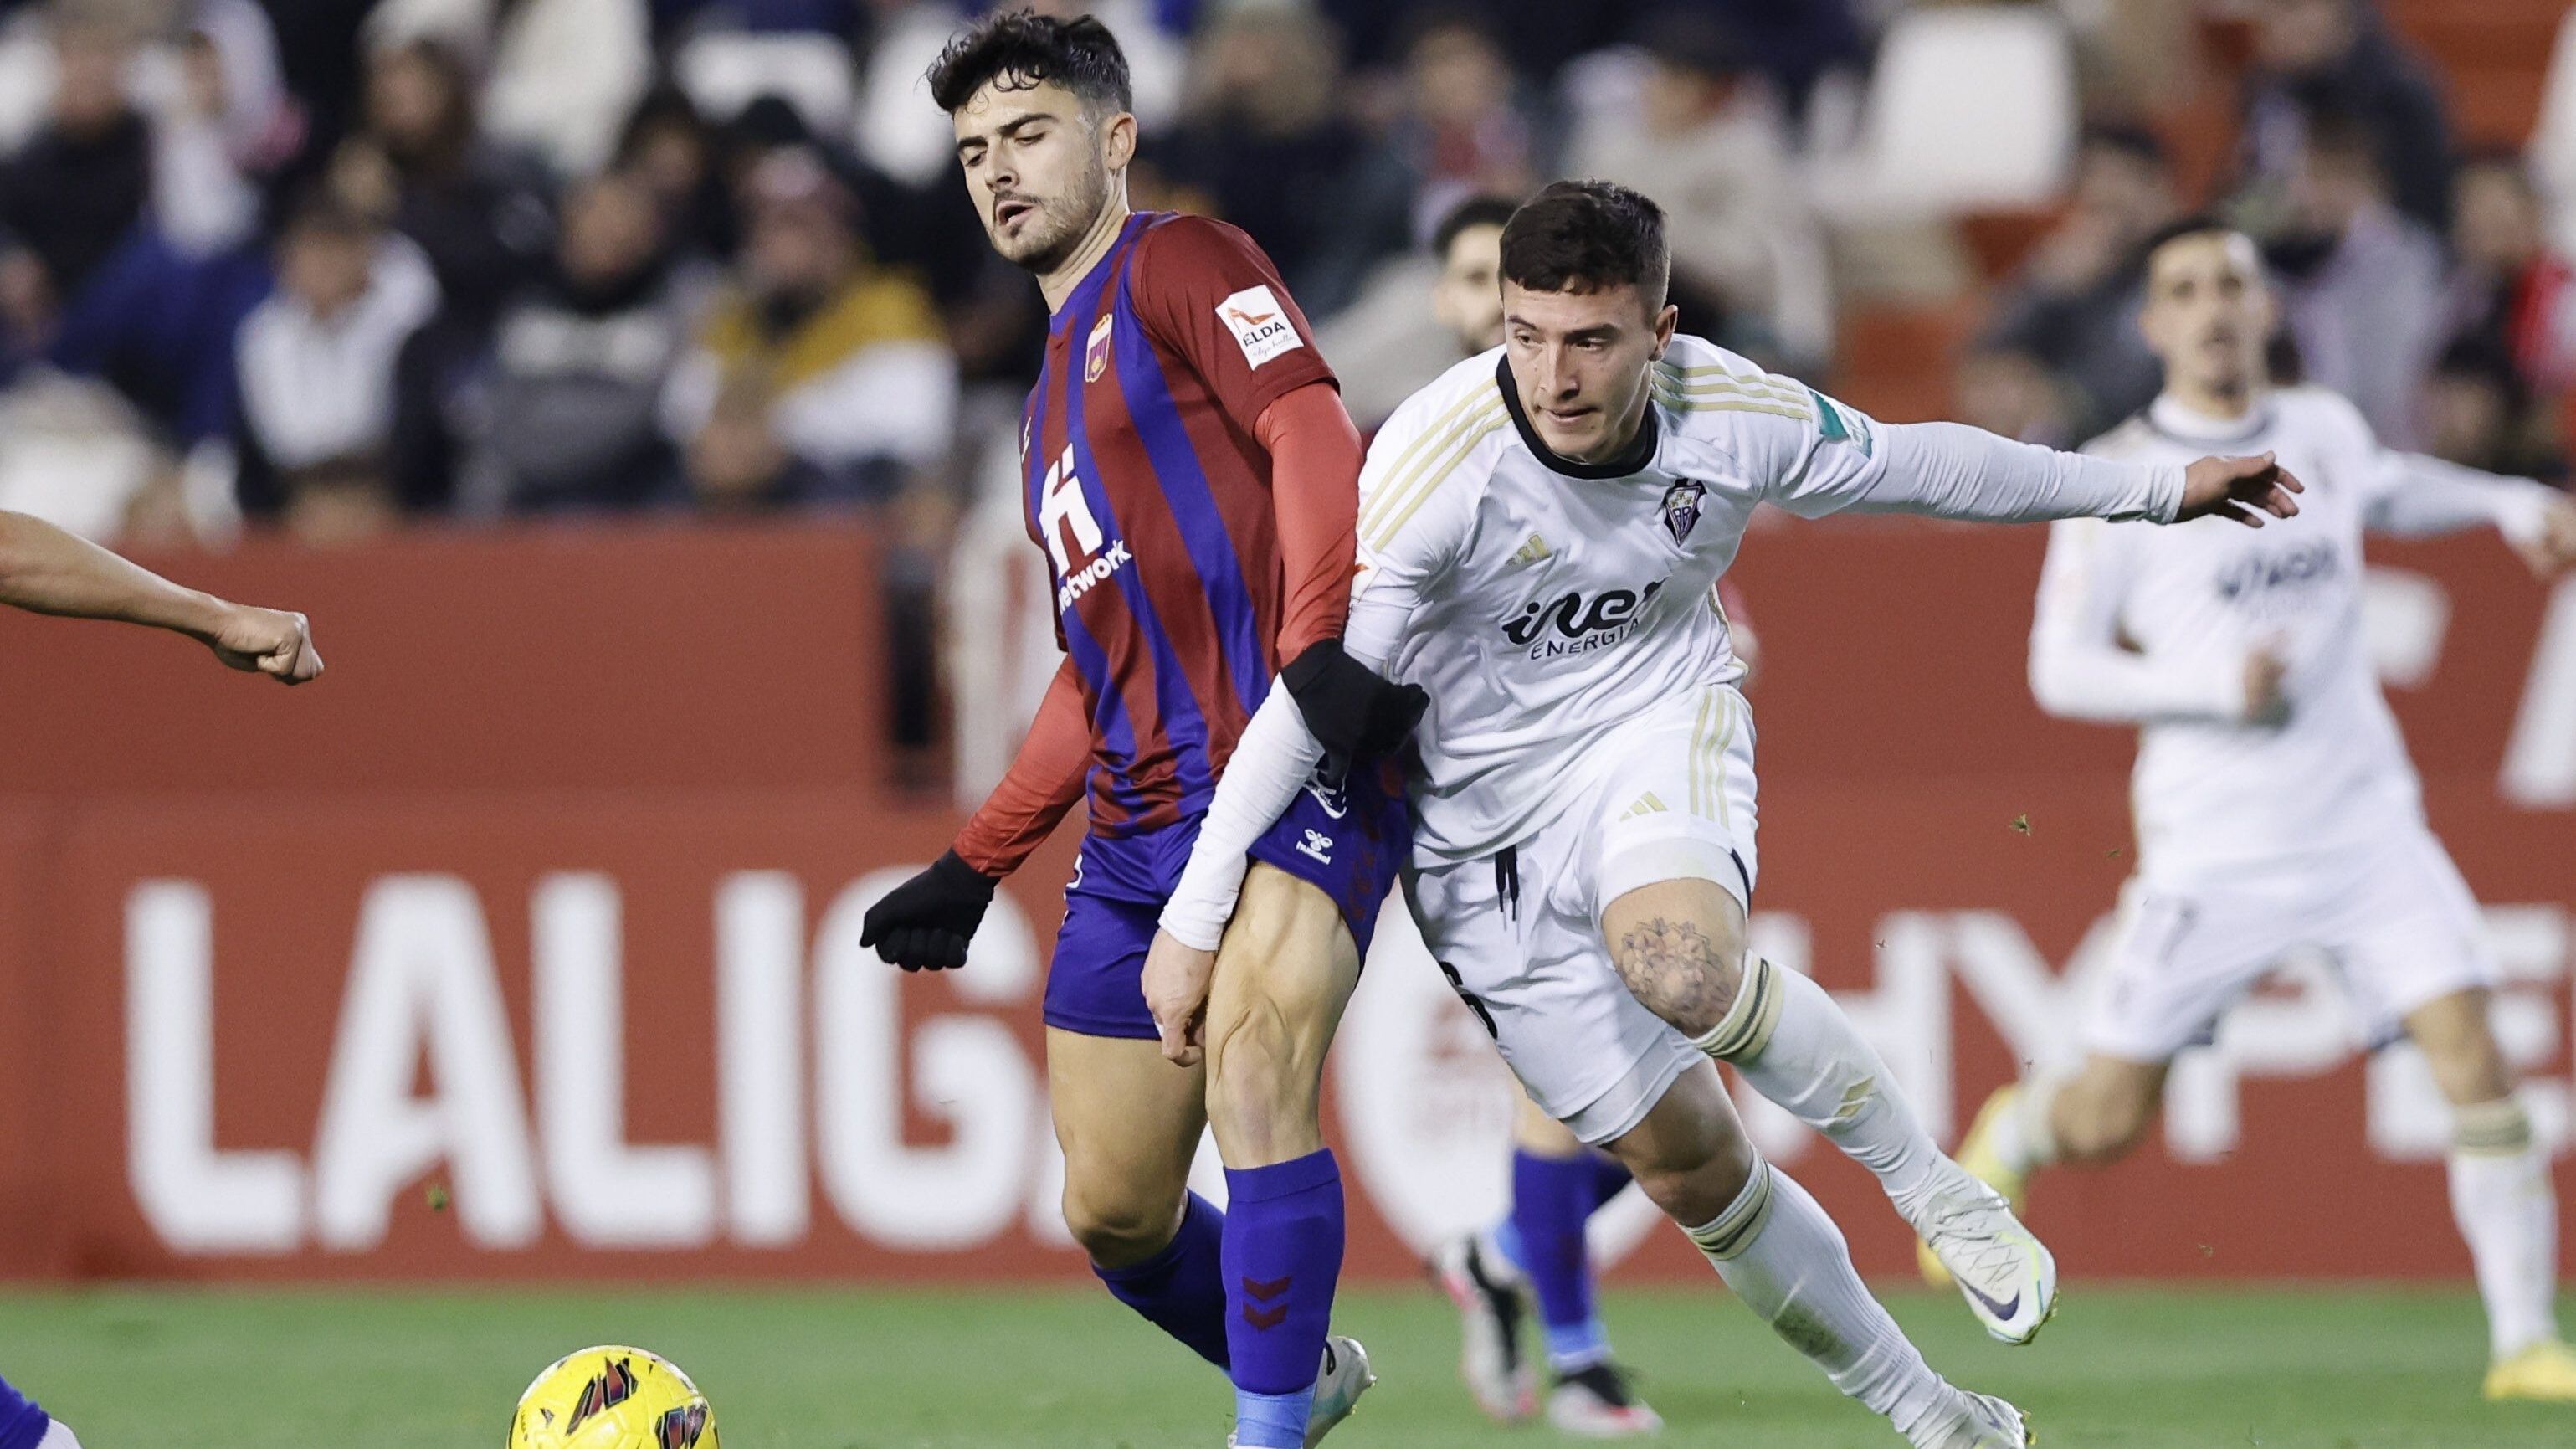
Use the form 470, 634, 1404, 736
1619, 793, 1670, 820
1510, 533, 1552, 567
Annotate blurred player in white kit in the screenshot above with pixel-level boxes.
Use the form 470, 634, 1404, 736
1930, 217, 2576, 1403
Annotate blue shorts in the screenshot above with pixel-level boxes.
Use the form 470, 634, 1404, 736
1043, 759, 1411, 1039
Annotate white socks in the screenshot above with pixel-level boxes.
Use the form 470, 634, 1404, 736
40, 1420, 83, 1449
2450, 1097, 2561, 1359
1693, 958, 1947, 1223
1686, 1156, 1959, 1446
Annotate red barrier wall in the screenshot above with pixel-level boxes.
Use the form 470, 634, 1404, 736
2, 519, 2569, 1285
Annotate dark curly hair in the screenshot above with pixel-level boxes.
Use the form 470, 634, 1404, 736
1499, 180, 1670, 311
927, 10, 1132, 117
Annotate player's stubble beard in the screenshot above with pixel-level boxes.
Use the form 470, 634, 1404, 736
996, 151, 1114, 280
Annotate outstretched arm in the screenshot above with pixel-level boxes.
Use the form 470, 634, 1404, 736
0, 510, 321, 681
1756, 387, 2299, 528
2361, 450, 2576, 573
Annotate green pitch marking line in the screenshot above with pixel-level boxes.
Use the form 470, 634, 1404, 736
0, 1284, 2559, 1447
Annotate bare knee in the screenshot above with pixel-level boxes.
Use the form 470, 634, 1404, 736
1061, 1180, 1184, 1269
2405, 990, 2513, 1105
1601, 880, 1748, 1039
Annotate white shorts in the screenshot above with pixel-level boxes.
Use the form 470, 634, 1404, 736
1404, 684, 1758, 1145
2082, 827, 2496, 1061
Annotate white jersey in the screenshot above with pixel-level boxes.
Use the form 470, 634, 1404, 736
2031, 388, 2558, 885
1157, 333, 2186, 948
1352, 336, 2179, 866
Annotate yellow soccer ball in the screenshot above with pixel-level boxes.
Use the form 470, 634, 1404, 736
506, 1345, 717, 1449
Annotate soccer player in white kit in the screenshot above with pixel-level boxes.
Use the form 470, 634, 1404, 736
1932, 218, 2576, 1403
1415, 193, 1682, 1436
1143, 182, 2303, 1448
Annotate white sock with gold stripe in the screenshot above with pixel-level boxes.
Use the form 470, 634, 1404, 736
1686, 1158, 1958, 1444
1691, 958, 1947, 1223
2449, 1097, 2559, 1359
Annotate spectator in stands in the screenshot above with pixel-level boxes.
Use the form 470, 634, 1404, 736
659, 147, 955, 501
1163, 2, 1403, 319
2238, 0, 2455, 234
2260, 101, 2447, 447
2419, 336, 2567, 486
151, 0, 303, 259
1564, 7, 1830, 368
2446, 150, 2576, 406
615, 84, 737, 265
1388, 8, 1547, 246
331, 38, 553, 331
463, 172, 691, 513
1980, 123, 2178, 442
0, 12, 152, 336
232, 194, 440, 531
42, 3, 297, 450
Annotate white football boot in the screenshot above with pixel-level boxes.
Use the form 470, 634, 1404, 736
1431, 1232, 1539, 1421
1913, 1166, 2057, 1345
1915, 1391, 2034, 1449
1546, 1362, 1665, 1438
1224, 1336, 1375, 1449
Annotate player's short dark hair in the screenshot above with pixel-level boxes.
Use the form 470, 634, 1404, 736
1433, 194, 1520, 261
927, 10, 1132, 118
1499, 180, 1670, 311
2079, 121, 2169, 171
2137, 213, 2243, 268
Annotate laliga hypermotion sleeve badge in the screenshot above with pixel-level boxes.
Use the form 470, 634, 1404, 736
1660, 480, 1709, 544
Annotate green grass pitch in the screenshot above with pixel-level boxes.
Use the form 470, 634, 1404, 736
1, 1283, 2558, 1447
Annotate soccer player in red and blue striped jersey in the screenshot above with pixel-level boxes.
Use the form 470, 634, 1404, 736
858, 13, 1419, 1448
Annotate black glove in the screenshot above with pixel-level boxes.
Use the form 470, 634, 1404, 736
860, 849, 998, 970
1281, 639, 1429, 770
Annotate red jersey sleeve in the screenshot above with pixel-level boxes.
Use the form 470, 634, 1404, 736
1255, 383, 1364, 659
952, 660, 1090, 877
1132, 214, 1337, 434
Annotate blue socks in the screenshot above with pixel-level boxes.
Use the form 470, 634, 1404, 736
0, 1374, 47, 1449
1505, 1148, 1623, 1372
1223, 1149, 1346, 1449
1093, 1190, 1232, 1369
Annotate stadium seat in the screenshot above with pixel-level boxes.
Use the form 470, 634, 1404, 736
676, 31, 857, 136
1809, 6, 2078, 224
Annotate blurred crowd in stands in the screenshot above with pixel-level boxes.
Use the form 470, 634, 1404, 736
0, 0, 2571, 561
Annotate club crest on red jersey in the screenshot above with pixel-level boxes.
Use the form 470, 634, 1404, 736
1085, 314, 1114, 383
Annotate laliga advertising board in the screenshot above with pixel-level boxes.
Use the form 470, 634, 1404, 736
0, 526, 2570, 1283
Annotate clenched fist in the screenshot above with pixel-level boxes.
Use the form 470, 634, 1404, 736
207, 604, 323, 684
